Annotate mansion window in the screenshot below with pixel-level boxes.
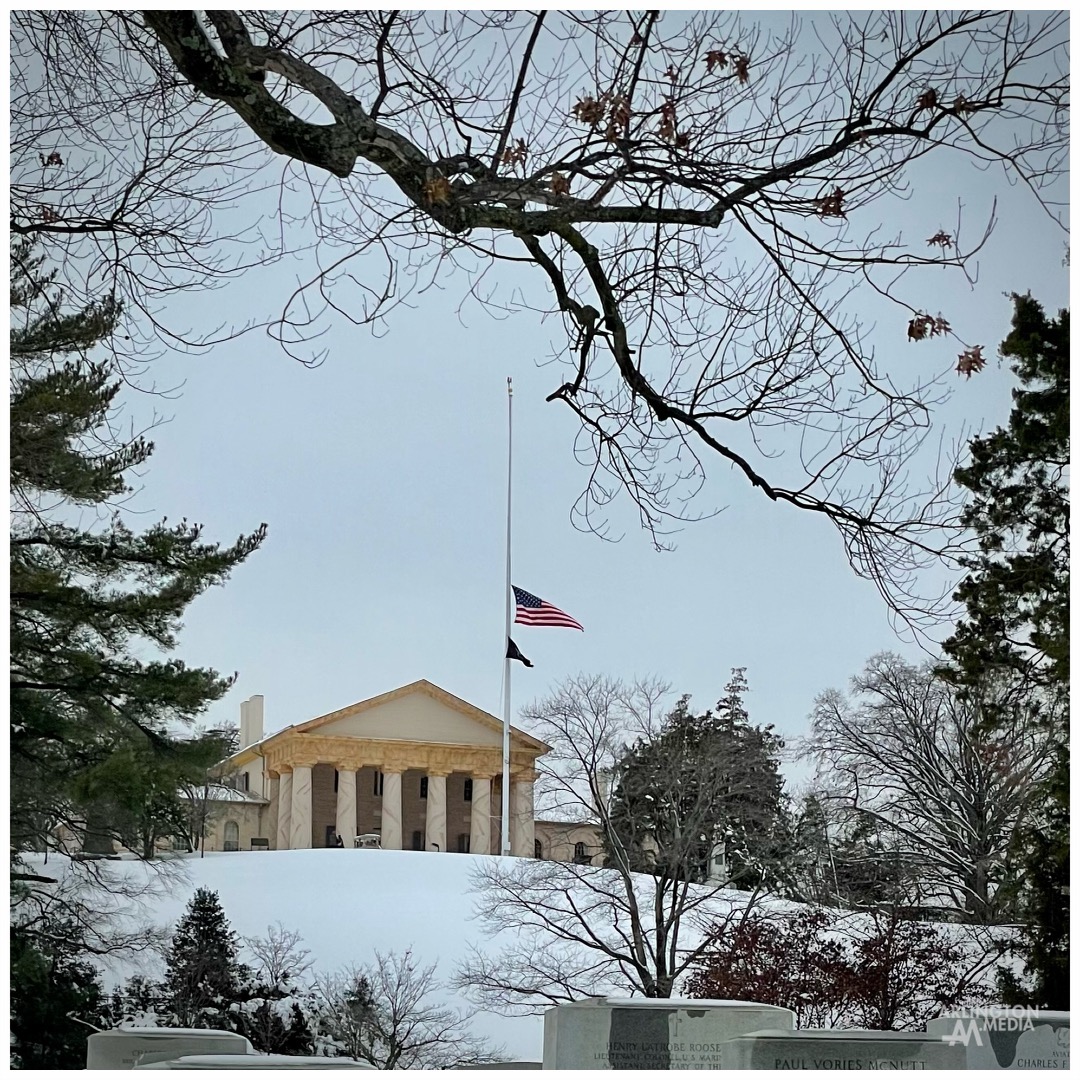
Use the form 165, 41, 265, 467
534, 839, 543, 860
411, 830, 424, 851
463, 778, 473, 802
333, 770, 339, 793
373, 771, 384, 796
457, 833, 470, 853
420, 776, 428, 799
224, 820, 239, 852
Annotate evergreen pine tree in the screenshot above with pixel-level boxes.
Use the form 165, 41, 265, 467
163, 888, 250, 1028
606, 669, 788, 885
944, 293, 1069, 1007
239, 999, 315, 1055
10, 909, 107, 1069
9, 241, 266, 858
945, 294, 1068, 693
71, 731, 233, 860
283, 1002, 315, 1055
9, 242, 265, 1068
106, 974, 166, 1027
996, 743, 1070, 1009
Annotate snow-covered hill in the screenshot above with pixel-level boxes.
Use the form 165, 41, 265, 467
23, 848, 1003, 1064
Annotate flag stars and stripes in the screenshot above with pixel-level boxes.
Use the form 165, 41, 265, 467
513, 585, 584, 631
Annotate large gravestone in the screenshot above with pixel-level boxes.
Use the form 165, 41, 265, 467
925, 1010, 1070, 1070
542, 997, 795, 1070
86, 1029, 252, 1069
720, 1028, 966, 1070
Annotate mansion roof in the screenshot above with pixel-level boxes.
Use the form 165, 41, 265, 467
222, 679, 550, 775
182, 786, 268, 805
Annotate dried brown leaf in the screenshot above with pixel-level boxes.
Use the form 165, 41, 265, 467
956, 345, 986, 378
609, 93, 631, 132
501, 138, 528, 168
658, 100, 677, 142
916, 87, 938, 111
908, 312, 952, 341
571, 94, 606, 126
704, 49, 728, 74
423, 176, 453, 205
817, 187, 846, 219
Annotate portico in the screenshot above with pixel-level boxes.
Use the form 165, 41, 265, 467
220, 680, 547, 857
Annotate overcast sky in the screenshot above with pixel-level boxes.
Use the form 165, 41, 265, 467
93, 13, 1068, 794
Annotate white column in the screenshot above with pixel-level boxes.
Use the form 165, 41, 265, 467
426, 774, 447, 853
267, 775, 280, 845
470, 776, 492, 856
381, 771, 402, 850
290, 763, 313, 850
335, 766, 357, 848
276, 769, 292, 850
510, 774, 535, 857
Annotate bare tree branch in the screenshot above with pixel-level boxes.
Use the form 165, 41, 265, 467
801, 652, 1056, 923
12, 10, 1069, 628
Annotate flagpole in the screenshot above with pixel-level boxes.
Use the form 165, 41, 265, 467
501, 376, 513, 858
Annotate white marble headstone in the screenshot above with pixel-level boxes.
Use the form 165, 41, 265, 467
721, 1028, 966, 1070
543, 997, 795, 1070
926, 1009, 1070, 1070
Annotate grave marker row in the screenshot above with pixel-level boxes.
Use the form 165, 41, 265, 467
542, 998, 1070, 1070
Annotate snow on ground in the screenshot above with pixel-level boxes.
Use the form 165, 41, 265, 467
20, 849, 1003, 1063
45, 850, 559, 1060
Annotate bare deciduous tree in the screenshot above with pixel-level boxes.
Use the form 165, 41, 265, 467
238, 923, 315, 1055
176, 777, 230, 857
456, 674, 771, 1007
10, 11, 1069, 624
803, 652, 1055, 924
177, 724, 242, 856
244, 922, 314, 991
309, 949, 504, 1069
11, 856, 175, 961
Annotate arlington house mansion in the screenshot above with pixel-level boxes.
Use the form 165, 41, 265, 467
188, 680, 600, 865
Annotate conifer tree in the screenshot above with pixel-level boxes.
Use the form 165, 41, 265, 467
944, 293, 1069, 1006
605, 669, 788, 885
72, 732, 232, 860
9, 241, 266, 858
240, 1000, 314, 1056
10, 908, 108, 1069
10, 243, 265, 1064
945, 293, 1069, 694
162, 888, 250, 1028
996, 746, 1069, 1009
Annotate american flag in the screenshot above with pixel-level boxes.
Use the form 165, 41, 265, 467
513, 585, 584, 631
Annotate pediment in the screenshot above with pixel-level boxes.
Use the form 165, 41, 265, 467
291, 679, 548, 753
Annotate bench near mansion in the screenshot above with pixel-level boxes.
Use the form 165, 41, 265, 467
203, 680, 599, 864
